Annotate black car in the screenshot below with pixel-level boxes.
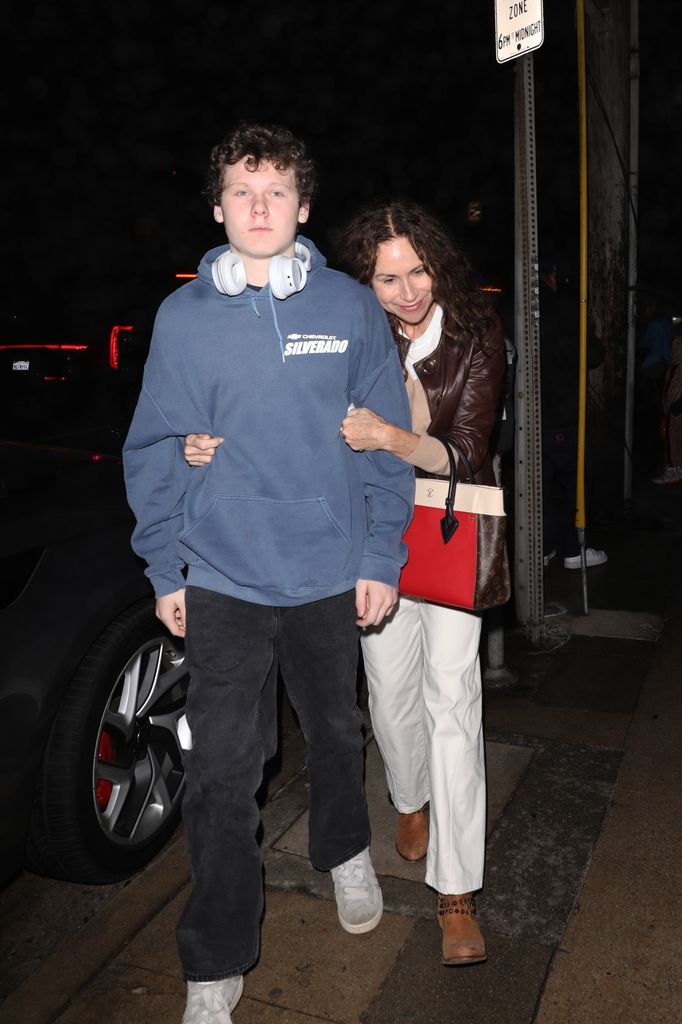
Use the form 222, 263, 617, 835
0, 321, 146, 443
0, 434, 189, 885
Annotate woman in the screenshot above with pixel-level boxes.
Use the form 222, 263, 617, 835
185, 200, 505, 966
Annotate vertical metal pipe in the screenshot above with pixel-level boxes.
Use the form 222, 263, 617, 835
624, 0, 640, 504
576, 0, 590, 614
513, 54, 545, 642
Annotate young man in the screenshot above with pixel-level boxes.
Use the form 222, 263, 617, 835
123, 123, 414, 1024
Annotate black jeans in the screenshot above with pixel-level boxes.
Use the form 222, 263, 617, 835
177, 586, 369, 981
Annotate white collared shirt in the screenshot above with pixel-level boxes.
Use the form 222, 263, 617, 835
403, 305, 444, 380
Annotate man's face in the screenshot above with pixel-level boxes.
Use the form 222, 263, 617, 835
213, 158, 309, 264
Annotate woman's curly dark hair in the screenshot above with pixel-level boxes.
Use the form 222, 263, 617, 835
206, 122, 317, 207
335, 200, 492, 366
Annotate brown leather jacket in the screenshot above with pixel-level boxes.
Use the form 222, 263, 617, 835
413, 312, 506, 485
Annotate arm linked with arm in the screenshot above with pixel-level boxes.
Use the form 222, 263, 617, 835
348, 299, 415, 588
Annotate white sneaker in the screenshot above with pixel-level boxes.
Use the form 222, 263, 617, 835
182, 976, 243, 1024
563, 548, 608, 569
652, 465, 682, 485
543, 549, 556, 567
331, 847, 383, 934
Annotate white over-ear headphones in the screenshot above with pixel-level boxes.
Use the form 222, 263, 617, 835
212, 243, 311, 300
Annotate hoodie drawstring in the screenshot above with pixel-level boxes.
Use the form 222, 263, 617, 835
268, 290, 286, 363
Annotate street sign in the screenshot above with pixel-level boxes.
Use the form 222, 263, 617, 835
495, 0, 544, 63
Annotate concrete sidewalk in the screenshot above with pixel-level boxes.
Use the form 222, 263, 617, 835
1, 492, 680, 1024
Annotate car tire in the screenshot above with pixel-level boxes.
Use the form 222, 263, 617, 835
26, 598, 188, 883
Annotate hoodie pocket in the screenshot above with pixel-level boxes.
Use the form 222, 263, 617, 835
178, 495, 353, 593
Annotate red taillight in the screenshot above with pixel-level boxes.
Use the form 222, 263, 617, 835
175, 273, 197, 279
96, 731, 114, 809
0, 344, 88, 351
43, 375, 67, 382
109, 325, 133, 370
90, 453, 103, 462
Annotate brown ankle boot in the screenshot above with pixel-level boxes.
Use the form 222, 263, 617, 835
437, 894, 486, 965
395, 806, 429, 861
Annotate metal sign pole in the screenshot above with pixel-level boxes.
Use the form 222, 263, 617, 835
513, 53, 545, 641
624, 0, 640, 505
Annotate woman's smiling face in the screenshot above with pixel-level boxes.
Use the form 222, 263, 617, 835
371, 237, 435, 332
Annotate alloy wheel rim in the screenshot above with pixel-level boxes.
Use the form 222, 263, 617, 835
92, 636, 187, 847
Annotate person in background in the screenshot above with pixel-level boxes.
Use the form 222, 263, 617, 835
636, 294, 675, 477
124, 124, 414, 1024
652, 332, 682, 484
538, 260, 607, 569
187, 198, 506, 967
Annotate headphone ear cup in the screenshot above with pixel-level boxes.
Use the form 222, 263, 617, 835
269, 255, 308, 300
212, 250, 247, 295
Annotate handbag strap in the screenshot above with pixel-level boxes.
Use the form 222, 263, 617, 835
436, 437, 475, 544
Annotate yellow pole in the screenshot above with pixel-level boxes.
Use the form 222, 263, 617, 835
576, 0, 589, 610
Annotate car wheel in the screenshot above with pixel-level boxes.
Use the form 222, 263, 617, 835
26, 599, 188, 883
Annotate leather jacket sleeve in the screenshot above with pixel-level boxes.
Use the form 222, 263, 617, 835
414, 312, 506, 485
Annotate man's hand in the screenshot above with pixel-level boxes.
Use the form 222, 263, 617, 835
156, 589, 187, 637
355, 579, 398, 628
184, 433, 224, 467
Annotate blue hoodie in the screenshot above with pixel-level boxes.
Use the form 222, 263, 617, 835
123, 237, 414, 605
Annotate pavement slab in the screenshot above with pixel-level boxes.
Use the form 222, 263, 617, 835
560, 607, 664, 640
115, 885, 186, 977
274, 740, 533, 886
486, 627, 642, 748
244, 889, 415, 1024
52, 885, 414, 1024
542, 527, 677, 617
55, 963, 185, 1023
361, 923, 554, 1024
482, 737, 621, 944
533, 601, 682, 1024
533, 635, 653, 714
484, 694, 631, 750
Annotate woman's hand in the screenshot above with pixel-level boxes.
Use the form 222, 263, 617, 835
184, 433, 223, 467
341, 407, 419, 459
340, 408, 390, 451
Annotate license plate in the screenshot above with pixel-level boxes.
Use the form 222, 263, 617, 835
12, 360, 30, 370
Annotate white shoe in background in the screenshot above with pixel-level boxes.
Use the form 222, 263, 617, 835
563, 548, 608, 569
652, 465, 682, 485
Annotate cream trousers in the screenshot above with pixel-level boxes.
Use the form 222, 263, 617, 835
361, 594, 485, 895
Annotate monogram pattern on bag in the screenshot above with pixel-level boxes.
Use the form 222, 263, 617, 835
473, 515, 511, 609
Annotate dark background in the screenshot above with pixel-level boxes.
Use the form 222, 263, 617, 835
2, 0, 679, 342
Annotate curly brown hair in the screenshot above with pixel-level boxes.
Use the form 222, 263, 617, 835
334, 200, 492, 366
205, 122, 317, 207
